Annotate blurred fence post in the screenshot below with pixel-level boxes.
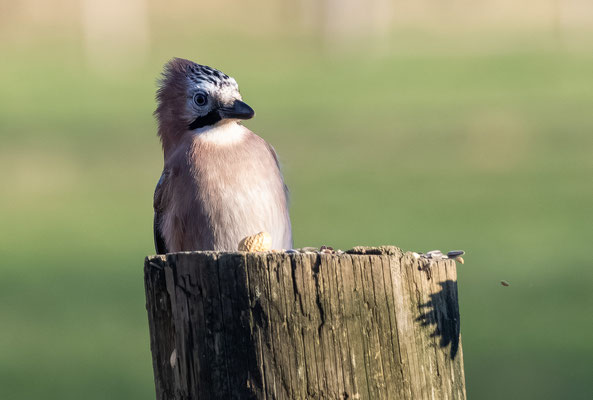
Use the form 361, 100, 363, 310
144, 247, 466, 399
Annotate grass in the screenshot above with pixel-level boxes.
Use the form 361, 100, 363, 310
1, 32, 592, 399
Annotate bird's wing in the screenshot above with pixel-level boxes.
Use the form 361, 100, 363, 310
264, 141, 281, 169
265, 141, 290, 198
264, 141, 293, 249
153, 170, 170, 254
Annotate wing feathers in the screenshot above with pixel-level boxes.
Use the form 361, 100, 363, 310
153, 171, 170, 254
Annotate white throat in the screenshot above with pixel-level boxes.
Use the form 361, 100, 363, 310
193, 121, 247, 146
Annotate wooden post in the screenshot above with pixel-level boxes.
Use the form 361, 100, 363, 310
144, 246, 466, 399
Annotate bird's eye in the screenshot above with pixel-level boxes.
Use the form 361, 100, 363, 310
193, 93, 208, 106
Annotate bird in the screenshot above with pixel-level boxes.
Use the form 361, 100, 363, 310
153, 58, 292, 253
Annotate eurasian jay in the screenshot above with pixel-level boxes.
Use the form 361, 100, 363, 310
153, 58, 292, 253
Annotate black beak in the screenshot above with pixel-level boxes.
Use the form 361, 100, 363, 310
219, 100, 255, 120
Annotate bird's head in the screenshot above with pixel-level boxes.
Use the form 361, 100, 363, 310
155, 58, 254, 150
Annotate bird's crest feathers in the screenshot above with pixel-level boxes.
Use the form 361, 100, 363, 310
157, 58, 238, 94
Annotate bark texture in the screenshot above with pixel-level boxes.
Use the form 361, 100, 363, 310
144, 246, 466, 400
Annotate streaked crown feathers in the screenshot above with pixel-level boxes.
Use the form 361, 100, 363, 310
186, 63, 238, 90
158, 58, 238, 93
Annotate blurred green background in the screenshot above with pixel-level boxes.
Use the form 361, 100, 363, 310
1, 1, 592, 399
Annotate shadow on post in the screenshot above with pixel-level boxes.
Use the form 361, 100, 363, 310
416, 280, 461, 360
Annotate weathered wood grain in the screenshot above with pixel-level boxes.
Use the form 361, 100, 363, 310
144, 246, 466, 400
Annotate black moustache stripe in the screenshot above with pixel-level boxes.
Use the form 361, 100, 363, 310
188, 110, 222, 130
